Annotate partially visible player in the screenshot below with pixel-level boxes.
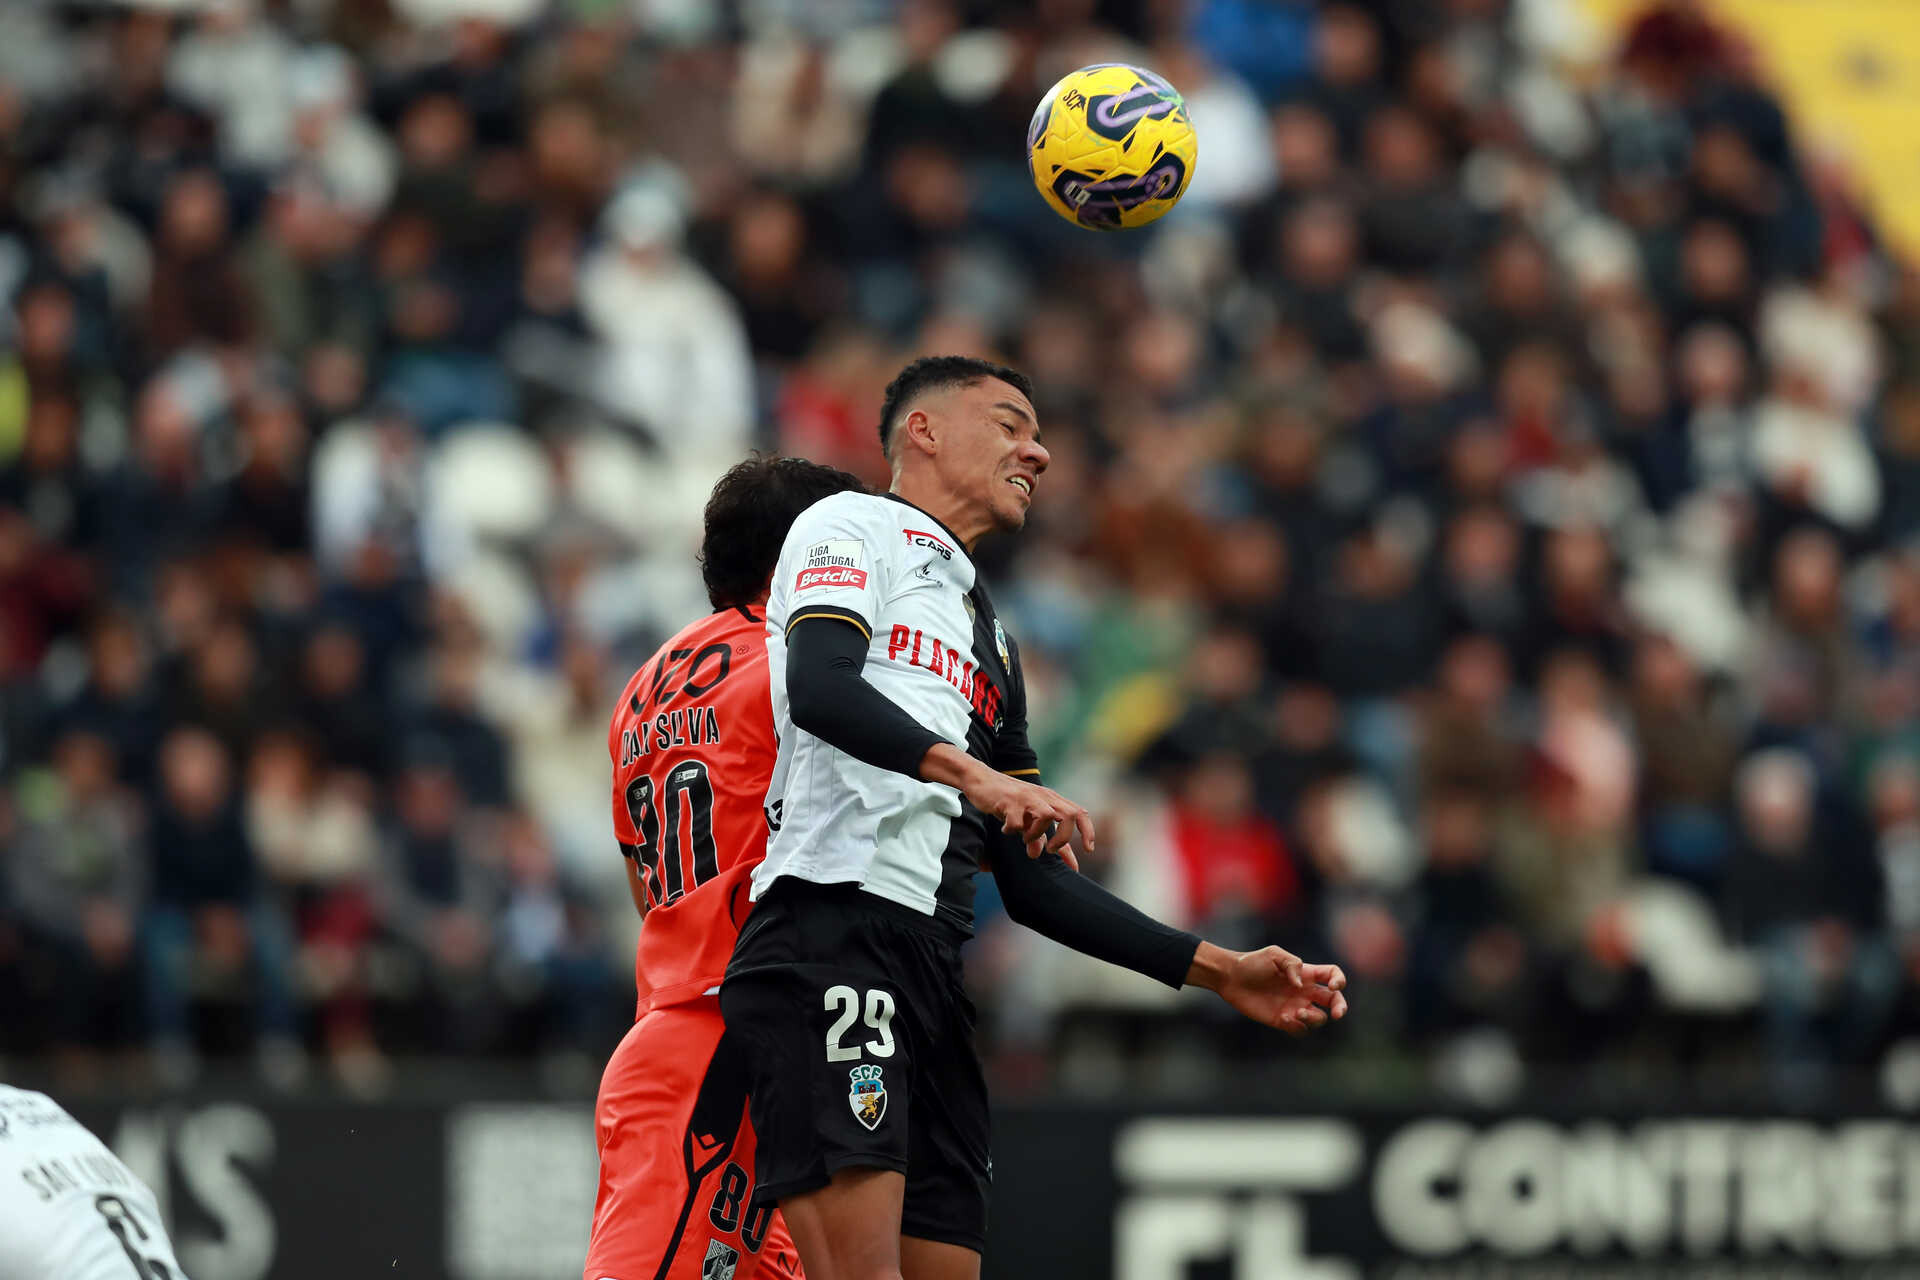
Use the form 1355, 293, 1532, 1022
585, 456, 867, 1280
0, 1083, 190, 1280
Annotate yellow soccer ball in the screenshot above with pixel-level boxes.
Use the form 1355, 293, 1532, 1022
1026, 63, 1198, 231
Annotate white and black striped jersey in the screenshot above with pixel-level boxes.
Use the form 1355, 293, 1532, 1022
756, 491, 1039, 932
0, 1084, 189, 1280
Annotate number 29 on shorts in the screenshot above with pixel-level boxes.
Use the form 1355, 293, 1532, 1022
823, 985, 896, 1061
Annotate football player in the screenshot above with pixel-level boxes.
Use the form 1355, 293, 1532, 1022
0, 1083, 191, 1280
724, 357, 1349, 1280
586, 455, 865, 1280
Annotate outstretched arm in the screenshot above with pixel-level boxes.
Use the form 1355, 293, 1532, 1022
990, 837, 1347, 1035
988, 843, 1198, 988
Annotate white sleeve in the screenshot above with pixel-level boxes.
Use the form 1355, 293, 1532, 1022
772, 494, 895, 639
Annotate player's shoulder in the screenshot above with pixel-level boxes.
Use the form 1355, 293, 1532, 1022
786, 493, 925, 584
810, 489, 891, 518
676, 606, 765, 650
609, 609, 767, 736
0, 1085, 79, 1140
0, 1083, 59, 1113
787, 489, 897, 539
636, 608, 764, 668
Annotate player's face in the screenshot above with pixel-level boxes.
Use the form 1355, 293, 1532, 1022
937, 379, 1048, 534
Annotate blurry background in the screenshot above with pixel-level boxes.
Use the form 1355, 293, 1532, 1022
3, 0, 1920, 1275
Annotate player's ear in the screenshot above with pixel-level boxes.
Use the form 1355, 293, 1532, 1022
902, 408, 937, 457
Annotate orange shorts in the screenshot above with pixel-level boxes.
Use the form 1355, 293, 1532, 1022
585, 1000, 802, 1280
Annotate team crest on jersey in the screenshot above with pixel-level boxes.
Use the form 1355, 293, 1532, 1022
704, 1239, 740, 1280
848, 1064, 887, 1130
993, 618, 1010, 668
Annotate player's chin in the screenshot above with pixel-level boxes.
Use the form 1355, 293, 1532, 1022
991, 494, 1031, 531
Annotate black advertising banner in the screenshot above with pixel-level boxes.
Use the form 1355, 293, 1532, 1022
43, 1096, 1920, 1279
989, 1108, 1920, 1280
63, 1099, 452, 1279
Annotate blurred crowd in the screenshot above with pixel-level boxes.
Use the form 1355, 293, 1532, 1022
0, 0, 1915, 1100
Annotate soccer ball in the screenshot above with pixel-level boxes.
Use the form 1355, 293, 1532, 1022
1026, 63, 1198, 231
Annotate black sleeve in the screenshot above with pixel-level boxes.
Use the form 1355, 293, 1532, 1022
786, 614, 947, 777
991, 631, 1041, 780
989, 836, 1200, 990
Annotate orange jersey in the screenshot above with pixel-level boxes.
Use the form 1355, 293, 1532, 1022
609, 606, 777, 1014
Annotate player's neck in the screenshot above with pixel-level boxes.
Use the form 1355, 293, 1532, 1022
889, 475, 988, 554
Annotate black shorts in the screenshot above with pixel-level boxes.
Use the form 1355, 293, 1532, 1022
720, 879, 991, 1253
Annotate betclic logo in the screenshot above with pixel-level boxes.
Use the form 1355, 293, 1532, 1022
796, 539, 868, 592
796, 565, 868, 592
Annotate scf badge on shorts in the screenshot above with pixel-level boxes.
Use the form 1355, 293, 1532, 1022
848, 1065, 887, 1130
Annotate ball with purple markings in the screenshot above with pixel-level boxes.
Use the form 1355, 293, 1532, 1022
1026, 63, 1198, 231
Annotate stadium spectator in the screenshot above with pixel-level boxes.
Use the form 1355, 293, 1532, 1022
244, 729, 381, 1082
373, 751, 504, 1053
577, 175, 755, 456
1723, 749, 1895, 1084
143, 726, 301, 1087
6, 731, 145, 1061
1404, 787, 1530, 1044
1629, 633, 1737, 888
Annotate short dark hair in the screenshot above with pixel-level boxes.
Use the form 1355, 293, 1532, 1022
877, 355, 1036, 457
700, 455, 867, 609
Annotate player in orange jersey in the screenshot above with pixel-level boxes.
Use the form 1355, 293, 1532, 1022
586, 456, 866, 1280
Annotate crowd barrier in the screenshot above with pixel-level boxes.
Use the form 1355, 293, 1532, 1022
44, 1090, 1920, 1279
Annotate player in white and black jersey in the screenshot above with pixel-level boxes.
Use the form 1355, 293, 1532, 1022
0, 1083, 189, 1280
722, 356, 1350, 1280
